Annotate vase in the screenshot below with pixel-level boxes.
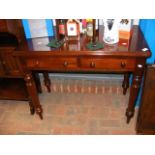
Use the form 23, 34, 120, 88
103, 19, 120, 44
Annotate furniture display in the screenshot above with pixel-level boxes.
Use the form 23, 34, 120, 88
0, 19, 42, 114
13, 24, 151, 123
136, 64, 155, 134
0, 19, 28, 100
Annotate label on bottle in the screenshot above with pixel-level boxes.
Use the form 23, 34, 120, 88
59, 24, 65, 35
86, 23, 93, 37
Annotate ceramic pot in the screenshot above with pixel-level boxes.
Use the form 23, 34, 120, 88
103, 19, 120, 44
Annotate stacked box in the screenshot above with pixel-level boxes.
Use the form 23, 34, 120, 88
119, 19, 133, 39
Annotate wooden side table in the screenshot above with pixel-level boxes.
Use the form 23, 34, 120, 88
14, 25, 151, 123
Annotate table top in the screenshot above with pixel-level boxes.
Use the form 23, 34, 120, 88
14, 26, 151, 58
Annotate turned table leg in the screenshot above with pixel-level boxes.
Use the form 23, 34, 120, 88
122, 73, 130, 95
126, 60, 145, 123
33, 73, 42, 93
43, 72, 51, 92
24, 72, 43, 119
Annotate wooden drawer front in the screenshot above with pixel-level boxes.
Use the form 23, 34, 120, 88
27, 57, 78, 70
80, 58, 136, 71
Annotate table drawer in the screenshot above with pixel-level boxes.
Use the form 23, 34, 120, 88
26, 57, 78, 70
79, 58, 136, 71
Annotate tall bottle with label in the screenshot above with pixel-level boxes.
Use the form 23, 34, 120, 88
58, 19, 66, 40
86, 19, 93, 38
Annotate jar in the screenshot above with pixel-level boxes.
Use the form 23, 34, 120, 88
86, 22, 93, 37
103, 19, 120, 44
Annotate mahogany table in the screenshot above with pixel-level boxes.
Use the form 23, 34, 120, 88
14, 26, 151, 123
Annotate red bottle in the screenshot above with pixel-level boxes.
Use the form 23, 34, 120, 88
58, 19, 66, 36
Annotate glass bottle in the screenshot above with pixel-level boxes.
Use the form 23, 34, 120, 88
86, 19, 93, 37
58, 19, 66, 39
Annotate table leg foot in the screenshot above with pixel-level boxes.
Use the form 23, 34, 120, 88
36, 107, 43, 120
123, 88, 127, 95
29, 101, 35, 115
126, 110, 134, 124
30, 108, 35, 115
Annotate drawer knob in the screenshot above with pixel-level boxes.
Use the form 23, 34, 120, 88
35, 60, 39, 66
121, 62, 126, 68
90, 62, 95, 68
63, 61, 68, 67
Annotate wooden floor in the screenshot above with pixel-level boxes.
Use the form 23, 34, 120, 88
0, 77, 138, 134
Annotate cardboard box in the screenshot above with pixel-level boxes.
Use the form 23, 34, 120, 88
119, 19, 133, 39
22, 19, 54, 39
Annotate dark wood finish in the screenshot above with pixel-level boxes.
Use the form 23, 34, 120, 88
136, 64, 155, 134
33, 73, 42, 93
14, 25, 151, 123
122, 73, 130, 95
43, 72, 51, 92
0, 19, 42, 115
0, 19, 24, 43
79, 57, 135, 71
24, 72, 43, 119
0, 78, 28, 100
0, 19, 27, 100
0, 47, 22, 77
92, 19, 96, 43
0, 47, 28, 101
126, 58, 146, 123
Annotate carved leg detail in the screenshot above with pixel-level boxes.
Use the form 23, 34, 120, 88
24, 72, 43, 120
122, 73, 130, 95
43, 72, 51, 92
126, 62, 145, 124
